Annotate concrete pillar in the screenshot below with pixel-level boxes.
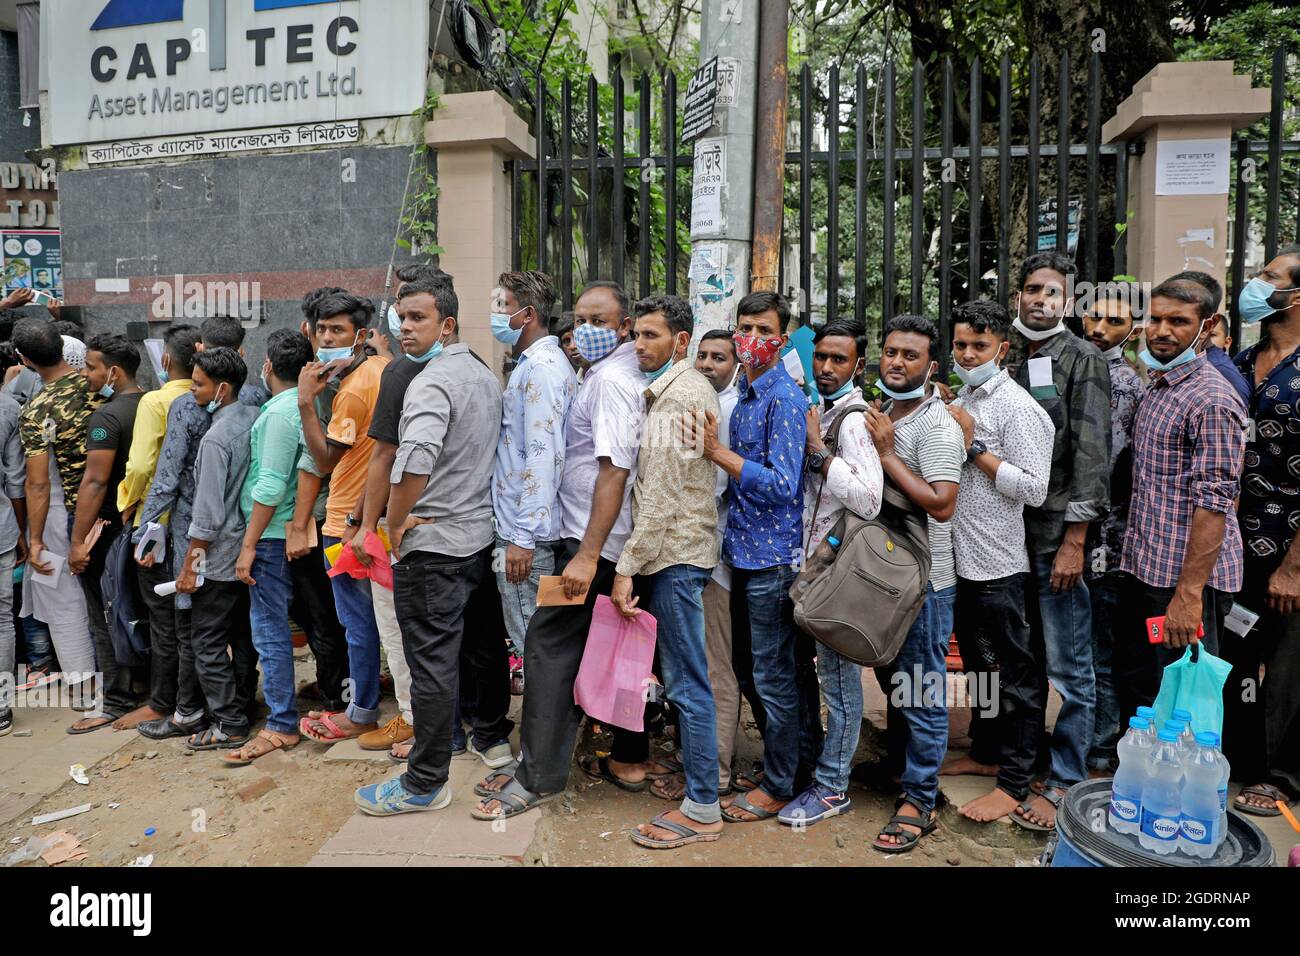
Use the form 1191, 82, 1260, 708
425, 91, 535, 379
1102, 61, 1269, 299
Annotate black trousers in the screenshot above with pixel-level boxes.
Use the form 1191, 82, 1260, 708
959, 573, 1042, 800
138, 562, 204, 720
394, 546, 512, 794
1114, 573, 1231, 730
517, 539, 648, 795
1221, 555, 1300, 797
289, 525, 349, 711
78, 523, 138, 719
189, 579, 254, 734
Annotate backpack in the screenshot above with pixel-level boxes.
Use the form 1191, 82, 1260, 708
101, 530, 151, 667
792, 403, 931, 667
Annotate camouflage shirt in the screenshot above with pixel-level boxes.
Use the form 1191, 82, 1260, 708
1009, 330, 1113, 555
19, 371, 99, 508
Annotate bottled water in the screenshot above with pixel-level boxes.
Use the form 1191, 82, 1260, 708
1180, 736, 1224, 858
1163, 720, 1191, 764
1197, 731, 1231, 842
1139, 728, 1184, 855
1172, 709, 1197, 750
1136, 705, 1157, 732
1110, 717, 1153, 835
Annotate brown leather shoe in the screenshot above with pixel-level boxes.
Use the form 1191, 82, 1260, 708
358, 714, 413, 751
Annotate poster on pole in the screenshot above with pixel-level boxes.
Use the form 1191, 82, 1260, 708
1155, 138, 1229, 196
691, 138, 726, 237
682, 57, 720, 144
2, 229, 62, 300
1036, 196, 1081, 255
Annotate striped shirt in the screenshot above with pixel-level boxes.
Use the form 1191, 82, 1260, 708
890, 391, 966, 590
1120, 354, 1245, 592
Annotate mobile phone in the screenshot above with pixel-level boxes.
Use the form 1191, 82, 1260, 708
1146, 615, 1205, 644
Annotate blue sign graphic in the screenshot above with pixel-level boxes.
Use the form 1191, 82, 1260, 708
93, 0, 336, 32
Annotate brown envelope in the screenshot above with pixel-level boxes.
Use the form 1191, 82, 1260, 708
536, 575, 586, 607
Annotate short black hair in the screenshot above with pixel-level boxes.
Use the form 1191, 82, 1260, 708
737, 291, 793, 331
576, 280, 630, 316
1017, 251, 1077, 291
813, 320, 867, 359
551, 311, 575, 337
1168, 270, 1222, 309
0, 309, 27, 342
266, 328, 314, 384
164, 323, 202, 376
699, 328, 736, 354
12, 318, 62, 367
396, 263, 454, 287
882, 314, 939, 361
951, 299, 1012, 339
194, 346, 247, 394
301, 286, 348, 324
53, 320, 85, 343
1276, 243, 1300, 288
1151, 277, 1218, 321
200, 315, 245, 349
312, 292, 375, 332
632, 295, 693, 338
86, 333, 141, 377
397, 279, 460, 332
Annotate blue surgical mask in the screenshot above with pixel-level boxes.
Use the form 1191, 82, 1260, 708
1139, 342, 1200, 373
260, 369, 271, 393
98, 379, 115, 399
158, 369, 169, 384
317, 346, 352, 364
952, 355, 1000, 388
820, 379, 856, 401
876, 380, 927, 401
1238, 277, 1298, 325
387, 305, 402, 339
409, 340, 444, 364
645, 357, 673, 382
491, 308, 526, 346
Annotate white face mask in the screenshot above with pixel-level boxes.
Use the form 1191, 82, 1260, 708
952, 354, 1000, 388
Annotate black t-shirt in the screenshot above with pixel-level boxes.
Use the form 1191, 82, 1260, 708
85, 391, 144, 522
367, 357, 425, 446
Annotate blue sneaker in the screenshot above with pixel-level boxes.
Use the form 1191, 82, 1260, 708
354, 776, 451, 816
777, 783, 852, 826
452, 725, 467, 755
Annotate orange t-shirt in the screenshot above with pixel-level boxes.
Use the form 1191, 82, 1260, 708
322, 354, 389, 537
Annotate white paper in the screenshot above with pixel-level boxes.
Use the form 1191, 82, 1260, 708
134, 522, 167, 563
689, 244, 726, 283
1224, 603, 1260, 638
691, 138, 725, 237
1028, 356, 1053, 389
782, 350, 805, 386
717, 57, 741, 108
31, 550, 65, 589
143, 338, 166, 381
1155, 138, 1229, 196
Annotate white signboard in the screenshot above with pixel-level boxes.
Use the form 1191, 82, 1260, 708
716, 57, 740, 108
85, 120, 358, 164
1155, 137, 1230, 196
45, 0, 428, 146
691, 137, 725, 237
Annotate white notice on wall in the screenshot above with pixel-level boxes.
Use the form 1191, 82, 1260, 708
1155, 138, 1230, 196
691, 138, 726, 237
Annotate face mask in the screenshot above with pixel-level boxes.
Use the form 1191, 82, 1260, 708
1101, 342, 1127, 362
260, 364, 271, 393
491, 308, 527, 346
875, 363, 935, 401
1012, 315, 1067, 341
820, 378, 856, 401
574, 322, 620, 363
732, 333, 783, 369
205, 386, 225, 415
98, 382, 115, 399
1238, 277, 1298, 325
952, 355, 1000, 388
317, 346, 352, 364
387, 305, 402, 339
645, 356, 673, 382
1139, 340, 1201, 373
158, 369, 169, 384
409, 340, 445, 364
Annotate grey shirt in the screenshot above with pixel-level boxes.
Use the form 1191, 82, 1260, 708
187, 402, 259, 581
392, 344, 501, 560
0, 394, 25, 554
3, 366, 41, 406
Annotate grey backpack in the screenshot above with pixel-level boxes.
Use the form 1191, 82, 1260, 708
792, 406, 931, 667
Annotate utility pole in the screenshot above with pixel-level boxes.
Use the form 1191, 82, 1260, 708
750, 0, 788, 294
686, 0, 760, 344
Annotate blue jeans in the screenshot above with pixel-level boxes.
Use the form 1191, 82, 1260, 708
21, 613, 54, 669
730, 564, 800, 801
323, 536, 382, 725
646, 564, 720, 824
1030, 552, 1095, 790
494, 534, 556, 657
864, 583, 955, 816
249, 540, 297, 735
1087, 572, 1124, 771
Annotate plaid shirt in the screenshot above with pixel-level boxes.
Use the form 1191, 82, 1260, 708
1120, 354, 1245, 591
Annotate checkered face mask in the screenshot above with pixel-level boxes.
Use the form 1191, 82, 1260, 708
573, 322, 621, 363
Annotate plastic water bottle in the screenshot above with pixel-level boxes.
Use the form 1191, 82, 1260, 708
1197, 731, 1231, 841
1180, 736, 1224, 858
1136, 705, 1157, 732
1163, 720, 1191, 764
1139, 728, 1185, 855
1173, 709, 1197, 750
1110, 717, 1153, 834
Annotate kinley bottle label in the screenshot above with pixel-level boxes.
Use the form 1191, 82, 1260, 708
1140, 807, 1180, 842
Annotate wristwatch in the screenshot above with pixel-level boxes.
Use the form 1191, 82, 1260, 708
806, 451, 828, 474
966, 439, 987, 463
345, 512, 361, 529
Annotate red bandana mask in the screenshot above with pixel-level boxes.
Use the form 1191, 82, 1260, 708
732, 332, 783, 369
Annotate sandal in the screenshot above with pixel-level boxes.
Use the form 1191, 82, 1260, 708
188, 727, 251, 751
66, 715, 116, 735
872, 805, 938, 854
643, 756, 683, 780
651, 772, 687, 802
732, 767, 764, 792
1012, 786, 1064, 832
473, 759, 519, 797
579, 754, 648, 792
221, 729, 299, 766
721, 790, 780, 823
1234, 782, 1290, 818
469, 776, 559, 821
300, 711, 371, 743
630, 811, 722, 850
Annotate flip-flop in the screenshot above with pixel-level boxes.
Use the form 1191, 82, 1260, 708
579, 754, 649, 792
1234, 783, 1288, 817
299, 711, 352, 742
187, 727, 251, 751
469, 776, 560, 821
473, 759, 519, 797
1012, 787, 1062, 832
643, 756, 683, 780
65, 716, 117, 735
721, 790, 780, 823
630, 811, 722, 849
221, 729, 298, 766
872, 809, 939, 854
650, 772, 687, 802
732, 767, 764, 792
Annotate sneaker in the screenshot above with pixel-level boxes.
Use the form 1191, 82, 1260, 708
468, 737, 515, 769
354, 776, 451, 816
451, 725, 467, 756
358, 714, 414, 751
0, 709, 11, 736
777, 783, 852, 827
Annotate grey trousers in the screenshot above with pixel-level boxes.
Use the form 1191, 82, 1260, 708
704, 578, 743, 789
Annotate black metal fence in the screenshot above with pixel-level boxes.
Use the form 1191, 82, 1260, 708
510, 48, 1299, 352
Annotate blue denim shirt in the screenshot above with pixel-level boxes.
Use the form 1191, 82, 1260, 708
723, 364, 807, 570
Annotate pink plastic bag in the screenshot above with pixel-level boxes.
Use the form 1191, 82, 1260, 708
573, 595, 657, 733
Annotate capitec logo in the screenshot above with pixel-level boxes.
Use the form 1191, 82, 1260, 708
93, 1, 334, 32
